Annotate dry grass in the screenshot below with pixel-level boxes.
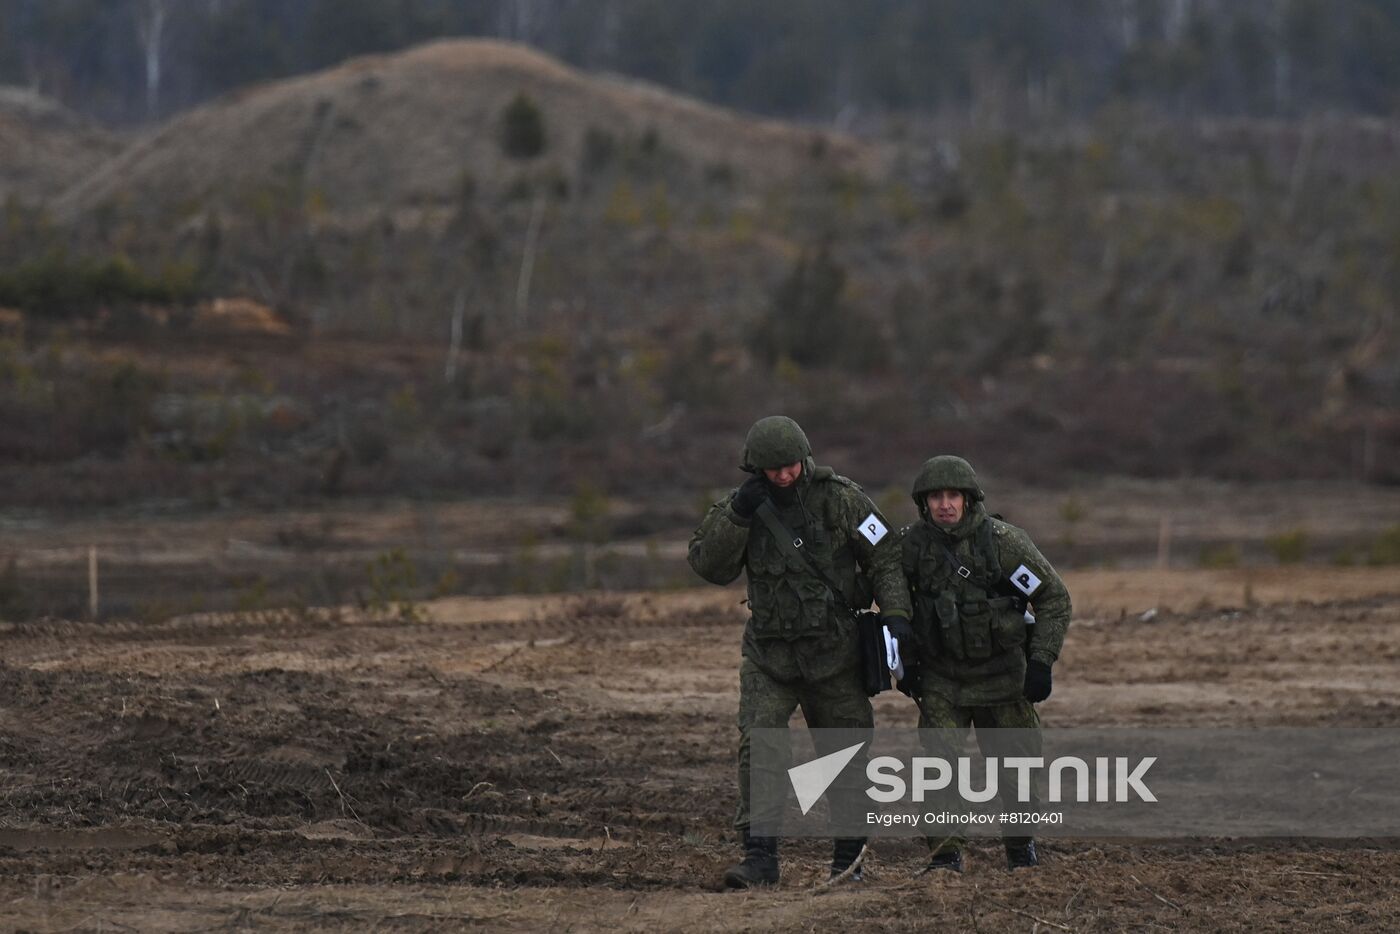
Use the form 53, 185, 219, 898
52, 38, 874, 223
0, 87, 123, 201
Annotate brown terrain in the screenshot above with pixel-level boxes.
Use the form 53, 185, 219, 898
2, 33, 1400, 932
50, 38, 873, 224
0, 88, 122, 203
0, 559, 1398, 931
10, 478, 1400, 617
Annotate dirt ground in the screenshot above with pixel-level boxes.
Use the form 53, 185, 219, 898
1, 567, 1399, 931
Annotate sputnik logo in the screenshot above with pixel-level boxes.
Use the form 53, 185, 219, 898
787, 742, 865, 815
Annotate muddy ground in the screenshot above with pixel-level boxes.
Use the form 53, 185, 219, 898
1, 568, 1398, 931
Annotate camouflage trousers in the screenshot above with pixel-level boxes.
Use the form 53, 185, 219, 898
734, 655, 873, 832
917, 690, 1042, 854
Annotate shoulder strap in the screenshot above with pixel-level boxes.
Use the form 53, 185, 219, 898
936, 522, 1016, 602
755, 500, 858, 616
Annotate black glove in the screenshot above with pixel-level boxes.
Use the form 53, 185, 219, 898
882, 615, 915, 649
729, 475, 768, 519
895, 664, 922, 699
1023, 660, 1053, 703
882, 616, 921, 697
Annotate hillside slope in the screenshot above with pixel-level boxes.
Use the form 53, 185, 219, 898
54, 39, 873, 223
0, 88, 123, 203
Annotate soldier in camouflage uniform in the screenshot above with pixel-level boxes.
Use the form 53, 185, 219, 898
688, 416, 911, 888
899, 455, 1070, 872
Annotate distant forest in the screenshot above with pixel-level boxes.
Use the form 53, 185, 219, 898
3, 0, 1400, 126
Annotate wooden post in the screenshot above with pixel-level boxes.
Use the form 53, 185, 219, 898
445, 290, 465, 384
1156, 516, 1171, 570
88, 546, 99, 621
1362, 421, 1377, 483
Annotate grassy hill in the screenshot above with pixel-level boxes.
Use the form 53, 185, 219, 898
0, 88, 123, 203
52, 39, 873, 223
0, 41, 1397, 511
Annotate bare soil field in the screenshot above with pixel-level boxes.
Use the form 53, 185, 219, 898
1, 566, 1398, 931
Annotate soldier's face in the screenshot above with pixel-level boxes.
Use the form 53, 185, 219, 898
926, 489, 965, 526
763, 462, 803, 488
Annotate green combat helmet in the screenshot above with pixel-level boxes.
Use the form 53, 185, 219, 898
740, 416, 813, 473
911, 455, 984, 514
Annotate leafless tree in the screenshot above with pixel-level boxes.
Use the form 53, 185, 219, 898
1117, 0, 1140, 51
135, 0, 168, 119
498, 0, 542, 44
1164, 0, 1192, 43
1271, 2, 1292, 114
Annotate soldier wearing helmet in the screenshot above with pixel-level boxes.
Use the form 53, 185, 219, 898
688, 415, 911, 888
900, 455, 1071, 873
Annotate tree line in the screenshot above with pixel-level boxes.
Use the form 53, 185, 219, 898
2, 0, 1399, 126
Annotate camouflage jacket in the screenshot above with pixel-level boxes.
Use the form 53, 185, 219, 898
689, 466, 910, 683
900, 503, 1071, 706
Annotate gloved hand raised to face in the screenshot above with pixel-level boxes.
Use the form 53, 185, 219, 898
729, 475, 769, 520
1023, 660, 1053, 703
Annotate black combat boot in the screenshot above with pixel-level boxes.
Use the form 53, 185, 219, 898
723, 830, 779, 888
921, 848, 964, 874
829, 837, 867, 882
1006, 839, 1039, 869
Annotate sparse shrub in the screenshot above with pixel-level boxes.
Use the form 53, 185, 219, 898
0, 252, 199, 320
934, 183, 970, 220
647, 183, 673, 230
235, 576, 270, 613
1332, 546, 1360, 567
1267, 528, 1308, 564
569, 481, 611, 544
1198, 543, 1240, 569
703, 162, 735, 186
1059, 495, 1087, 548
581, 126, 616, 176
457, 170, 477, 204
509, 534, 541, 593
499, 93, 546, 160
604, 181, 643, 226
544, 167, 571, 200
0, 558, 29, 622
517, 336, 596, 442
346, 417, 390, 466
884, 182, 918, 225
433, 568, 461, 598
76, 360, 166, 455
388, 384, 423, 429
752, 244, 885, 370
1368, 525, 1400, 565
1059, 496, 1087, 523
364, 549, 424, 622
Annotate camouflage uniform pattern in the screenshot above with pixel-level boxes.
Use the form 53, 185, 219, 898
689, 463, 909, 830
734, 657, 872, 832
900, 502, 1071, 707
918, 692, 1042, 854
900, 468, 1071, 858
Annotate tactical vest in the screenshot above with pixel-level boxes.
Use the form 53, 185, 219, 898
904, 518, 1027, 662
745, 477, 870, 641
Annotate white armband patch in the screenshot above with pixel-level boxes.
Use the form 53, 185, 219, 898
1010, 564, 1043, 597
858, 513, 888, 545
